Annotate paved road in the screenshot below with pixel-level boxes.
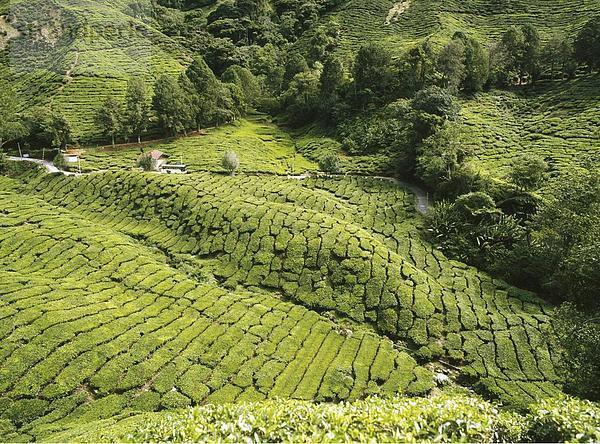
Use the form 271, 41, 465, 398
7, 156, 78, 176
287, 173, 432, 214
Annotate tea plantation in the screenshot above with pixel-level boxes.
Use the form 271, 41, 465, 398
461, 76, 600, 176
0, 165, 571, 439
42, 395, 600, 443
0, 175, 433, 441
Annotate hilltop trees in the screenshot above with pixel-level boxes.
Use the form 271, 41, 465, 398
124, 78, 150, 144
574, 16, 600, 71
96, 97, 124, 147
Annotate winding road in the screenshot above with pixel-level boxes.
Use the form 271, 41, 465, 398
288, 172, 431, 214
7, 156, 431, 214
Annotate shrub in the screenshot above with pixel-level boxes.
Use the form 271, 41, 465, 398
222, 150, 240, 175
318, 152, 341, 175
136, 153, 157, 171
527, 397, 600, 443
507, 154, 548, 191
53, 153, 67, 171
49, 395, 528, 443
0, 152, 6, 174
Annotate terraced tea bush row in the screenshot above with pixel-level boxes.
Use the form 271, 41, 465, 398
41, 394, 600, 444
22, 171, 563, 407
0, 182, 432, 441
461, 76, 600, 176
42, 394, 526, 443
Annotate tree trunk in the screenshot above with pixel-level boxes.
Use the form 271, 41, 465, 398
111, 135, 115, 147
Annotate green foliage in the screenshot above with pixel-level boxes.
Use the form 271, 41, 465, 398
23, 107, 72, 150
411, 86, 460, 140
352, 42, 393, 108
416, 122, 475, 196
527, 168, 600, 307
153, 75, 191, 137
554, 303, 600, 401
0, 80, 26, 150
527, 397, 600, 442
318, 152, 340, 174
222, 150, 240, 175
575, 16, 600, 71
95, 97, 124, 146
136, 153, 158, 172
124, 78, 150, 144
46, 394, 530, 443
425, 192, 524, 268
507, 154, 548, 191
53, 153, 67, 171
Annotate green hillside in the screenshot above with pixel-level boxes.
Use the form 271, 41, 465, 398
320, 0, 600, 53
0, 0, 187, 140
461, 76, 600, 175
0, 174, 432, 441
1, 0, 600, 440
0, 165, 568, 439
3, 0, 600, 142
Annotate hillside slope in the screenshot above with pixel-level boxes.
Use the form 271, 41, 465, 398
0, 0, 187, 140
3, 0, 600, 142
0, 175, 431, 441
0, 169, 564, 439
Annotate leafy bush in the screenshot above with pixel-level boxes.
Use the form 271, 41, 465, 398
136, 153, 157, 171
222, 150, 240, 175
53, 153, 67, 171
554, 303, 600, 401
318, 152, 341, 174
527, 397, 600, 443
49, 395, 528, 443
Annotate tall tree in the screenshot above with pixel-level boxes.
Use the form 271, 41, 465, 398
352, 42, 392, 108
320, 55, 345, 99
96, 97, 123, 146
124, 78, 150, 144
153, 75, 190, 136
185, 57, 223, 128
24, 107, 72, 150
437, 39, 466, 91
574, 16, 600, 72
542, 35, 575, 79
461, 35, 490, 92
0, 81, 26, 151
47, 110, 72, 150
522, 24, 541, 83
